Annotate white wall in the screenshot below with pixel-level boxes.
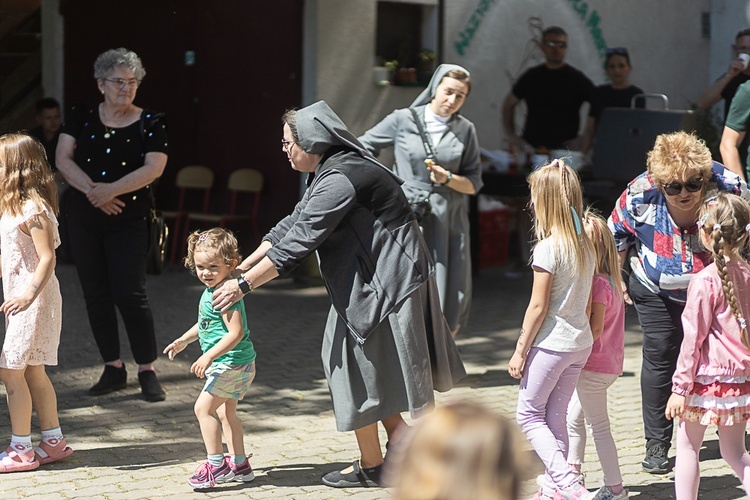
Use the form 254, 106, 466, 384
446, 0, 712, 149
41, 0, 63, 107
312, 0, 713, 149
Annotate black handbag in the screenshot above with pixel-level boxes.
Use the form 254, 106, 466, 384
146, 191, 168, 275
408, 108, 436, 222
138, 111, 168, 275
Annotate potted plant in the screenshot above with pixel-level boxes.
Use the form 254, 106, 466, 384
384, 59, 399, 84
373, 59, 398, 87
417, 49, 437, 83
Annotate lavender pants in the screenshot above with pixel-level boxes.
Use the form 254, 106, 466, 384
517, 346, 591, 494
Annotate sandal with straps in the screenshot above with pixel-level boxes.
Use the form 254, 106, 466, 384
35, 438, 73, 465
0, 446, 40, 473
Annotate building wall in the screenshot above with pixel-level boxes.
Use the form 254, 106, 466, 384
308, 0, 425, 136
41, 0, 63, 106
312, 0, 713, 150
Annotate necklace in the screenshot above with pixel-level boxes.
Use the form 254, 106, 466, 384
101, 104, 133, 139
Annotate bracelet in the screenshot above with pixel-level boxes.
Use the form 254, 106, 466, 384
441, 171, 453, 185
237, 276, 253, 295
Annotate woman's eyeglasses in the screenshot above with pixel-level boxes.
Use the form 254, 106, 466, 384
662, 178, 704, 196
103, 78, 141, 89
281, 139, 295, 152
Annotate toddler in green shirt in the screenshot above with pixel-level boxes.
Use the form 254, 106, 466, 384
164, 228, 256, 489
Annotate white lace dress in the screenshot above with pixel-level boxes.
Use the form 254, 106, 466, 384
0, 200, 62, 369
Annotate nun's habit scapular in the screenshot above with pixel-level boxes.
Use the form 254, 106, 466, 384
358, 64, 483, 334
264, 101, 466, 431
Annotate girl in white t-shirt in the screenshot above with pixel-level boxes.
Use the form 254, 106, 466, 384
508, 159, 596, 500
567, 211, 628, 500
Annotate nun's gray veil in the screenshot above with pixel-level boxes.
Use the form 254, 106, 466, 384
410, 63, 471, 108
294, 101, 389, 171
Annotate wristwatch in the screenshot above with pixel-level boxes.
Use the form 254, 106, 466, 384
237, 276, 253, 295
441, 170, 453, 185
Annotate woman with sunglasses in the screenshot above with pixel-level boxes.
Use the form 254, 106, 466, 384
609, 131, 748, 475
56, 48, 168, 402
583, 47, 644, 152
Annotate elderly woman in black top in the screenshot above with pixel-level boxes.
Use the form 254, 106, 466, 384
56, 48, 168, 402
212, 101, 466, 488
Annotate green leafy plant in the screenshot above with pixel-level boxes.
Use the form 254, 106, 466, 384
418, 49, 436, 62
384, 59, 399, 72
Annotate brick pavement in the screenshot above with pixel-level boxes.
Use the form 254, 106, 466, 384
0, 263, 747, 498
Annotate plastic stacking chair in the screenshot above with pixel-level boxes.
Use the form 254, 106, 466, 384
188, 168, 264, 244
162, 165, 214, 269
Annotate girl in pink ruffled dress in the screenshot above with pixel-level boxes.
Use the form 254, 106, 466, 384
0, 134, 72, 472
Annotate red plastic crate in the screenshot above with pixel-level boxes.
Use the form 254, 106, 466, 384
478, 208, 510, 269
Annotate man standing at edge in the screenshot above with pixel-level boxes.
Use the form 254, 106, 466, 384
701, 28, 750, 176
502, 26, 594, 154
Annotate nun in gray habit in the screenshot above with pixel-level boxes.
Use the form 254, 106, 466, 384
359, 64, 483, 337
212, 100, 466, 488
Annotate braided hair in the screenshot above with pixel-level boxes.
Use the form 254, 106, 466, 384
699, 192, 750, 349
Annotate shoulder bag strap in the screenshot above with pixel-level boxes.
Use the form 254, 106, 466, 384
409, 108, 437, 190
409, 107, 436, 159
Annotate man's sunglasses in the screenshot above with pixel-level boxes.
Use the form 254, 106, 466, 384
543, 40, 567, 49
662, 178, 704, 196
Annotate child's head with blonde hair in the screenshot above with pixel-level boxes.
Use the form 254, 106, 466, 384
527, 159, 593, 271
698, 192, 750, 349
583, 208, 623, 299
184, 228, 242, 274
0, 133, 58, 217
389, 400, 528, 500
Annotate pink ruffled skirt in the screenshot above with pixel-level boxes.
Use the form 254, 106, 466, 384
682, 376, 750, 426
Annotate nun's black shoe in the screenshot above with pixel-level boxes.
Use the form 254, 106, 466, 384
321, 460, 382, 488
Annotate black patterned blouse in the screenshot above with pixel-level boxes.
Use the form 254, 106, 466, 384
61, 104, 168, 217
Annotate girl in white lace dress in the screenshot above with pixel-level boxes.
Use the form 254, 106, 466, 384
0, 134, 72, 472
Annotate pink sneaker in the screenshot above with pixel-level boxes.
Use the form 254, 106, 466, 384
225, 456, 255, 482
0, 446, 39, 473
553, 483, 595, 500
187, 460, 234, 489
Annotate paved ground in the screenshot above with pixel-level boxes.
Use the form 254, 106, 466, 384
0, 262, 747, 499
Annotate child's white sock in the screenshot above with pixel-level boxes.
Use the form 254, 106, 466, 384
208, 453, 224, 467
9, 434, 33, 455
41, 427, 64, 445
232, 454, 247, 465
